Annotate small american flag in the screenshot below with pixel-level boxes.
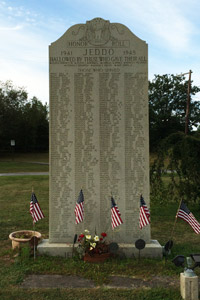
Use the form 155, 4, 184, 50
30, 192, 45, 223
176, 201, 200, 234
139, 195, 150, 229
74, 189, 84, 224
111, 197, 123, 229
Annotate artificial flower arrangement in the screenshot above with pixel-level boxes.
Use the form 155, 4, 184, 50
76, 229, 109, 258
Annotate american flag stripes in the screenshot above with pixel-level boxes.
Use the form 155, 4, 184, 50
74, 189, 84, 224
111, 197, 123, 229
139, 195, 150, 229
30, 192, 45, 223
176, 201, 200, 234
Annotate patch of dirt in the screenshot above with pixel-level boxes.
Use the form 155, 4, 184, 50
107, 275, 179, 289
20, 274, 180, 289
20, 275, 95, 289
0, 255, 15, 265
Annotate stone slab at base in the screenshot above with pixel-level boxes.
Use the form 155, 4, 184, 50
180, 272, 199, 300
37, 240, 75, 258
118, 240, 163, 258
37, 239, 162, 259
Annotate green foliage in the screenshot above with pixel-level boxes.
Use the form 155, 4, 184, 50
20, 97, 49, 152
149, 74, 200, 151
19, 245, 31, 261
0, 81, 49, 152
151, 132, 200, 204
0, 288, 182, 300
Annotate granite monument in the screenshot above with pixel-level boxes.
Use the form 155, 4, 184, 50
38, 18, 162, 258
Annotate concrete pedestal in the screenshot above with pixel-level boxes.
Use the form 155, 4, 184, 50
37, 239, 162, 258
180, 273, 199, 300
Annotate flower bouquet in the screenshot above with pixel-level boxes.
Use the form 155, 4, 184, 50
76, 229, 110, 261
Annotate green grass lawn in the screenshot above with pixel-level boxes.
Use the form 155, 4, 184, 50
0, 161, 49, 173
0, 153, 49, 173
0, 168, 200, 299
0, 176, 49, 239
0, 288, 182, 300
0, 152, 49, 163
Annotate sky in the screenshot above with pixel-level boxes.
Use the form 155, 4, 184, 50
0, 0, 200, 104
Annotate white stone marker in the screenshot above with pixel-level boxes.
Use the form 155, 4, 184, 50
180, 273, 199, 300
38, 18, 162, 257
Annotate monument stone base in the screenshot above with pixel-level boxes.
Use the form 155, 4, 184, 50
37, 239, 162, 259
118, 240, 163, 258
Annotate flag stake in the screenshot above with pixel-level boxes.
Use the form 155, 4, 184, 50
72, 234, 77, 257
32, 187, 36, 260
33, 220, 36, 260
170, 198, 183, 241
30, 189, 45, 260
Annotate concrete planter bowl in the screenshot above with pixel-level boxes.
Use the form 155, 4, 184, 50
9, 230, 41, 250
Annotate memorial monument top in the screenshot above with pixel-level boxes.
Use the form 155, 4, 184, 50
52, 17, 146, 46
50, 17, 147, 69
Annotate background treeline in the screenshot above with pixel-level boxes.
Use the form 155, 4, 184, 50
149, 74, 200, 204
0, 75, 200, 202
149, 74, 200, 151
0, 81, 49, 152
1, 74, 200, 153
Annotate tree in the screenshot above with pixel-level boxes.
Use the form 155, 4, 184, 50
19, 97, 49, 152
0, 81, 49, 152
150, 132, 200, 204
0, 81, 27, 151
149, 74, 200, 151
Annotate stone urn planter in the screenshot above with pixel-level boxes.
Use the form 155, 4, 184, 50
9, 230, 41, 250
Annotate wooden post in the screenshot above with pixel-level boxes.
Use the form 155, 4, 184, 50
32, 187, 36, 260
185, 70, 192, 135
170, 198, 183, 241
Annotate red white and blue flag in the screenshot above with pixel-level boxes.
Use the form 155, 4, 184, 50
176, 201, 200, 234
30, 192, 45, 223
74, 189, 84, 224
111, 197, 123, 229
139, 195, 150, 229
